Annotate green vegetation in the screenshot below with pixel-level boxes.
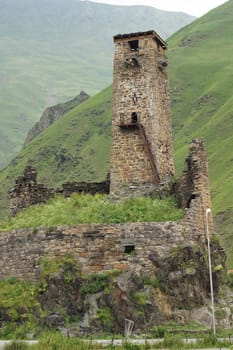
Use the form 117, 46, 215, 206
0, 1, 232, 265
39, 254, 80, 290
2, 332, 233, 350
149, 322, 207, 338
0, 86, 113, 218
0, 194, 183, 231
96, 307, 113, 330
0, 279, 40, 339
0, 0, 194, 169
7, 1, 233, 260
3, 342, 30, 350
81, 270, 120, 298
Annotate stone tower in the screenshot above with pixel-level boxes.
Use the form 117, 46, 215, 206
110, 30, 175, 194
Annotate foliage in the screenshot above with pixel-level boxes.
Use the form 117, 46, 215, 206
36, 332, 102, 350
197, 332, 229, 348
163, 333, 184, 348
3, 341, 30, 350
96, 307, 113, 329
0, 194, 184, 231
133, 292, 149, 307
81, 274, 109, 295
81, 270, 120, 296
0, 0, 232, 268
143, 277, 161, 289
149, 326, 165, 338
0, 278, 40, 339
38, 254, 80, 293
0, 278, 39, 322
227, 272, 233, 289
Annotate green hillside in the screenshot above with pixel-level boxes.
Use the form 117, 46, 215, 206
0, 86, 112, 217
0, 1, 233, 262
0, 0, 194, 169
168, 0, 233, 213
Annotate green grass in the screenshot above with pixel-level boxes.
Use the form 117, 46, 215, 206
3, 332, 233, 350
0, 1, 233, 265
0, 194, 183, 231
0, 0, 194, 169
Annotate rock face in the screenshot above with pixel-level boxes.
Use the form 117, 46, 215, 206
35, 243, 225, 334
24, 91, 89, 146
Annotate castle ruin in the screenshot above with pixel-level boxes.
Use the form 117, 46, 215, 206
2, 30, 226, 332
8, 30, 214, 240
4, 30, 217, 282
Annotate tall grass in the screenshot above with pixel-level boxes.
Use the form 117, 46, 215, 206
0, 194, 184, 231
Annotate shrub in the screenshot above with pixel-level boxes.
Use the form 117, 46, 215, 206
96, 307, 113, 329
81, 273, 108, 294
163, 333, 184, 348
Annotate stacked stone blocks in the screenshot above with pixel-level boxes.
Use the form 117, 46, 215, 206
110, 31, 174, 194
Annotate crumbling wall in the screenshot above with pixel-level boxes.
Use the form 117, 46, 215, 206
0, 221, 214, 281
9, 167, 110, 216
176, 139, 213, 235
60, 180, 109, 197
9, 166, 54, 216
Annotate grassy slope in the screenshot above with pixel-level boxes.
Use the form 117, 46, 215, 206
166, 0, 233, 264
0, 0, 194, 169
0, 86, 112, 217
0, 1, 233, 261
168, 0, 233, 214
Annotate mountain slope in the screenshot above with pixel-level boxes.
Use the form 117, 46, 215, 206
0, 0, 194, 169
0, 86, 112, 219
168, 0, 233, 213
24, 91, 89, 145
0, 1, 233, 263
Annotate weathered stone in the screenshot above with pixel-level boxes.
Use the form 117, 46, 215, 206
8, 167, 110, 216
110, 30, 174, 195
2, 30, 226, 333
176, 139, 214, 234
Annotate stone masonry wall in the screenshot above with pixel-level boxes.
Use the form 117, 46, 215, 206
9, 166, 110, 216
9, 166, 54, 216
176, 139, 214, 234
0, 220, 204, 282
110, 31, 174, 194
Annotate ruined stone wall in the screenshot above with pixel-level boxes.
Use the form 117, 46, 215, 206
110, 31, 174, 194
9, 166, 54, 216
0, 220, 204, 281
176, 139, 213, 234
60, 180, 109, 197
9, 167, 110, 216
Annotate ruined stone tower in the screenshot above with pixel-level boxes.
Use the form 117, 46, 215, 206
110, 30, 175, 194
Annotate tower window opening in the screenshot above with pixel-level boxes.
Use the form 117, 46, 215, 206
129, 40, 139, 51
131, 112, 138, 124
186, 194, 198, 208
157, 42, 161, 52
124, 245, 135, 254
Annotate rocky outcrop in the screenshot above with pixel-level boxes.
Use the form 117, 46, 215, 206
0, 220, 226, 333
35, 242, 225, 335
24, 91, 89, 146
